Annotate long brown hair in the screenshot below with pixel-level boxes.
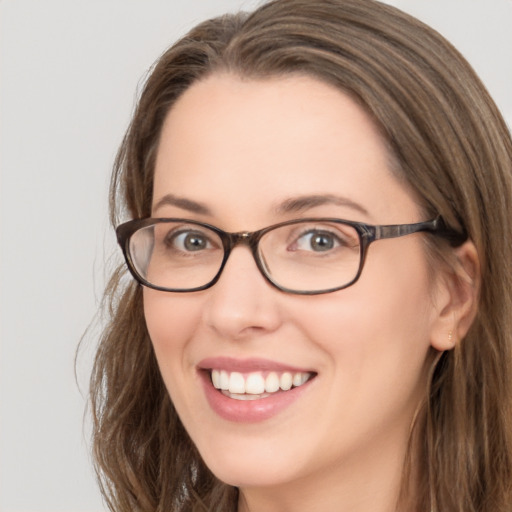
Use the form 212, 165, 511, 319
90, 1, 512, 510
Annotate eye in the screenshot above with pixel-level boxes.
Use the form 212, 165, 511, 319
166, 229, 213, 252
293, 230, 341, 252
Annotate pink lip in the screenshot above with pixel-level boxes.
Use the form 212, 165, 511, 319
198, 356, 312, 373
198, 357, 316, 423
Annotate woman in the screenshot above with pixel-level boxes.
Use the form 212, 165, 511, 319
91, 0, 512, 510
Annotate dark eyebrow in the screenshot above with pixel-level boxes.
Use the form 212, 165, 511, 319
153, 193, 369, 218
275, 194, 369, 217
152, 194, 212, 215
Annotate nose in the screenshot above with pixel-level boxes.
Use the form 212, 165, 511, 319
202, 246, 282, 341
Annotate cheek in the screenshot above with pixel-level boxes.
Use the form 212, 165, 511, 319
356, 240, 434, 334
294, 270, 431, 347
294, 242, 435, 388
142, 289, 203, 378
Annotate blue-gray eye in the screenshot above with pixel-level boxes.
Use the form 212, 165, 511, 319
295, 230, 339, 252
168, 230, 212, 252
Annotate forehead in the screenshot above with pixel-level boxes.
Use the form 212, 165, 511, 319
153, 74, 418, 226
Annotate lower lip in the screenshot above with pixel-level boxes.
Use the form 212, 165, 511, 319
199, 371, 313, 423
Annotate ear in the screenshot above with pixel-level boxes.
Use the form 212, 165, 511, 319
430, 240, 480, 351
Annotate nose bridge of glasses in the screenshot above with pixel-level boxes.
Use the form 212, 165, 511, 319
213, 229, 269, 287
225, 231, 260, 250
222, 230, 266, 275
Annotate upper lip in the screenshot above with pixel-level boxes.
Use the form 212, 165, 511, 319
198, 356, 314, 373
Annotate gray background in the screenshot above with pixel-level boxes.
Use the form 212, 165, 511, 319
1, 1, 511, 511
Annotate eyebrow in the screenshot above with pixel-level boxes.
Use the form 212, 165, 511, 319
152, 194, 212, 215
152, 192, 369, 218
275, 194, 369, 217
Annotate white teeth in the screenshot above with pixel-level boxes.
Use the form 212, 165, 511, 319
280, 372, 293, 391
210, 369, 312, 395
265, 372, 280, 393
292, 372, 304, 387
229, 372, 245, 394
220, 370, 229, 390
211, 369, 221, 389
226, 393, 267, 401
245, 373, 265, 394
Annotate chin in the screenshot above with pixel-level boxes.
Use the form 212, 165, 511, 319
208, 460, 300, 489
195, 433, 308, 489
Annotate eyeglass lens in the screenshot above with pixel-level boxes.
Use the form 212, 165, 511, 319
128, 220, 362, 292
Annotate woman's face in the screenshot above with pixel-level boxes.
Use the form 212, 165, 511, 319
145, 74, 445, 501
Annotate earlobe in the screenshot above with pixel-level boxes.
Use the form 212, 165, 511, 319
430, 240, 480, 351
431, 325, 457, 352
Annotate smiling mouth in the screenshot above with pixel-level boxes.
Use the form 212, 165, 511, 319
209, 369, 315, 401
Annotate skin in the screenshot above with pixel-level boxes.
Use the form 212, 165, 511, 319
143, 74, 467, 512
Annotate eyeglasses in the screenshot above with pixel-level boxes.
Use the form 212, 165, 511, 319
116, 216, 466, 295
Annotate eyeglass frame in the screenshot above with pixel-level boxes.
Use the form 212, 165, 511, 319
116, 216, 467, 295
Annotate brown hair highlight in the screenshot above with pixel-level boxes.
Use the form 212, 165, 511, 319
90, 1, 512, 510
